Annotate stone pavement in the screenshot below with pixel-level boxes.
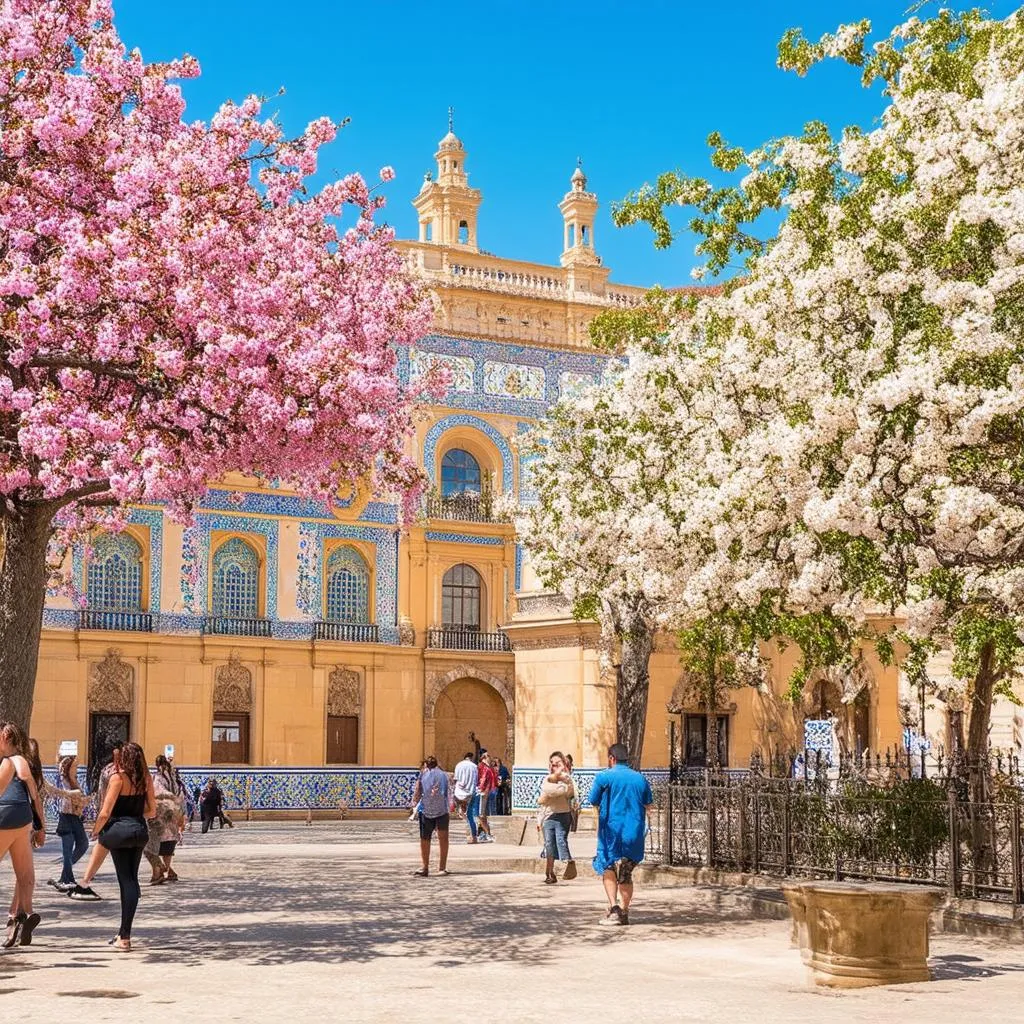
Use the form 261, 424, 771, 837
2, 822, 1024, 1023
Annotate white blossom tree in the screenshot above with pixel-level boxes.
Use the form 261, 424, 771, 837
615, 9, 1024, 808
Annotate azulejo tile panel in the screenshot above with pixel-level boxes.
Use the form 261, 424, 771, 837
483, 360, 546, 400
558, 371, 597, 400
397, 333, 611, 418
173, 768, 421, 811
297, 521, 399, 636
424, 531, 504, 546
511, 767, 670, 811
181, 514, 279, 617
423, 414, 515, 492
409, 348, 475, 393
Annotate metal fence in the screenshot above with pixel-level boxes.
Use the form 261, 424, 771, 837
646, 753, 1024, 905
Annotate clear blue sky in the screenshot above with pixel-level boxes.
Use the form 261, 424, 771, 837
116, 1, 1014, 288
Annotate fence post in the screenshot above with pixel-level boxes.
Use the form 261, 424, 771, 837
666, 783, 674, 867
782, 789, 792, 876
738, 787, 748, 872
1012, 801, 1023, 905
947, 790, 960, 899
706, 772, 717, 868
752, 785, 761, 874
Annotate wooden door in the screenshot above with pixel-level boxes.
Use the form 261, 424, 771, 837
326, 715, 358, 764
211, 713, 249, 764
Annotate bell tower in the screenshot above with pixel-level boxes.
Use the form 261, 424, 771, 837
412, 109, 482, 250
559, 159, 600, 269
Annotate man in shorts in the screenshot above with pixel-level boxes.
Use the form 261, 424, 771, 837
412, 755, 451, 877
475, 752, 495, 843
589, 742, 653, 926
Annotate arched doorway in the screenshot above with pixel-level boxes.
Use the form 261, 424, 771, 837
433, 678, 507, 772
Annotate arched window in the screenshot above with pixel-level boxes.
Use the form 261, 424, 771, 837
325, 547, 370, 623
441, 448, 481, 497
442, 563, 482, 631
211, 538, 260, 619
86, 533, 144, 611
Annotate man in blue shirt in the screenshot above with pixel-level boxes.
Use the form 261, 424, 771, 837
412, 755, 451, 877
589, 743, 652, 926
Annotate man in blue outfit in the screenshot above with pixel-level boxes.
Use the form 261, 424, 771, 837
589, 742, 653, 926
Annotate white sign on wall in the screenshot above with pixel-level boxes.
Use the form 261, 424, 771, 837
164, 744, 175, 759
58, 740, 79, 758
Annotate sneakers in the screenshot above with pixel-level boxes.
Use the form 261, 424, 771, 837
68, 885, 102, 901
54, 881, 77, 894
599, 905, 625, 927
563, 860, 578, 881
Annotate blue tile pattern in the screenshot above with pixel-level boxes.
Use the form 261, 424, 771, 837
803, 719, 834, 766
511, 767, 670, 812
424, 531, 504, 546
397, 333, 612, 418
423, 414, 515, 493
297, 521, 399, 637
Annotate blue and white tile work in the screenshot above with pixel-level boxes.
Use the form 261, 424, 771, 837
398, 333, 612, 419
297, 522, 400, 642
803, 719, 834, 765
511, 767, 670, 812
423, 413, 515, 492
174, 767, 420, 812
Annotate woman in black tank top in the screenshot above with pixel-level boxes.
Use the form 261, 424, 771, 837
92, 742, 155, 951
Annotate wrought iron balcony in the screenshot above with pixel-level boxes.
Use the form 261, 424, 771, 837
427, 627, 511, 652
78, 609, 153, 632
313, 621, 380, 643
425, 493, 506, 524
202, 616, 272, 637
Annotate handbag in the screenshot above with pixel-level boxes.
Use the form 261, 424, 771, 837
99, 816, 149, 850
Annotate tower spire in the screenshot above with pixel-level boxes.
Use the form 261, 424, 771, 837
448, 105, 454, 133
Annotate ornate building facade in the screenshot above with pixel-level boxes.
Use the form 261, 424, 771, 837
29, 128, 1011, 810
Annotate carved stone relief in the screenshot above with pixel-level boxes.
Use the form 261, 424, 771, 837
213, 653, 253, 713
328, 667, 361, 718
87, 649, 134, 713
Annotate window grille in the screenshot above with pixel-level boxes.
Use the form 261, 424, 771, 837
325, 547, 370, 623
211, 537, 260, 619
86, 533, 144, 611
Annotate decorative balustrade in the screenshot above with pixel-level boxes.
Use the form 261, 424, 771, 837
78, 609, 153, 632
427, 627, 511, 652
313, 622, 380, 644
425, 493, 505, 524
446, 262, 567, 298
202, 616, 272, 637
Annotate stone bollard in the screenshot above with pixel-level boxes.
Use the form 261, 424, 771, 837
782, 881, 945, 988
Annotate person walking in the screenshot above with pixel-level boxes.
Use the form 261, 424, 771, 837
475, 752, 495, 843
590, 743, 652, 926
411, 755, 450, 877
50, 754, 89, 894
200, 778, 229, 833
144, 755, 184, 884
0, 722, 46, 948
495, 758, 512, 816
68, 745, 121, 901
91, 741, 155, 951
453, 752, 478, 844
537, 751, 577, 884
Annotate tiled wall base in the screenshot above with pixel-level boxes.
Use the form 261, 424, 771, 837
44, 765, 669, 816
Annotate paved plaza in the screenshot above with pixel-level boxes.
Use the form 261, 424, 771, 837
2, 822, 1024, 1023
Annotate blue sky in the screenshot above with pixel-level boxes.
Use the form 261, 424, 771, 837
116, 1, 1015, 288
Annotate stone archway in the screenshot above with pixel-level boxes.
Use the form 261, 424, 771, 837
425, 665, 514, 771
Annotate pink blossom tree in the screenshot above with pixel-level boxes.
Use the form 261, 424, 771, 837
0, 0, 431, 726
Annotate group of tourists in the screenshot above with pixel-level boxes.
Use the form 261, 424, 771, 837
0, 721, 196, 952
411, 741, 653, 925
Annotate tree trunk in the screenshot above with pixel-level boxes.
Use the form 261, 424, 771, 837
613, 600, 655, 768
0, 504, 53, 730
705, 675, 721, 770
965, 640, 997, 874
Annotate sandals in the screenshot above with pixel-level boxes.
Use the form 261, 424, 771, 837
107, 935, 131, 952
19, 913, 40, 946
412, 868, 429, 877
544, 874, 557, 885
2, 914, 21, 949
166, 869, 179, 882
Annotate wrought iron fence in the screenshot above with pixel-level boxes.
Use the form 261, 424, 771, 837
646, 752, 1024, 905
313, 622, 380, 643
78, 609, 153, 632
426, 627, 511, 652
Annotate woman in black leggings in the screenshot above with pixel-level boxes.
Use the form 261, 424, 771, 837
91, 741, 155, 952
